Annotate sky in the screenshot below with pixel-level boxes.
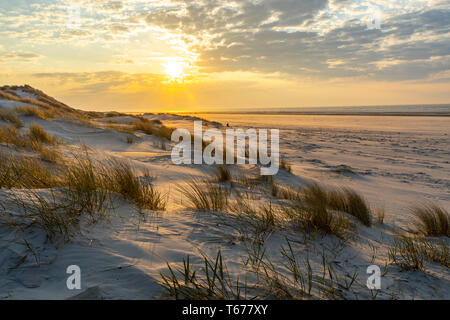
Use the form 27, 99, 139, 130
0, 0, 449, 112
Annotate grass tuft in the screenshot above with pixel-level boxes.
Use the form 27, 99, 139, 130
0, 109, 23, 128
215, 165, 232, 182
28, 123, 57, 145
301, 184, 372, 227
160, 251, 251, 299
105, 159, 166, 210
179, 179, 229, 211
410, 204, 449, 237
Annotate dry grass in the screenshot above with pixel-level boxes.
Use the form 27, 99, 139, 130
0, 148, 167, 240
160, 251, 251, 299
39, 145, 62, 163
410, 204, 449, 237
15, 105, 59, 120
245, 239, 356, 299
0, 109, 23, 128
215, 165, 232, 182
62, 152, 112, 217
282, 203, 353, 239
388, 236, 425, 271
131, 121, 175, 140
280, 157, 292, 173
0, 151, 60, 189
228, 198, 279, 239
104, 123, 135, 134
302, 184, 372, 227
388, 236, 450, 270
28, 123, 57, 145
419, 239, 449, 267
5, 189, 81, 240
270, 184, 302, 201
179, 179, 229, 211
105, 159, 166, 210
374, 207, 385, 224
0, 125, 20, 145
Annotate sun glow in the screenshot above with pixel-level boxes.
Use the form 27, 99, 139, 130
164, 60, 187, 81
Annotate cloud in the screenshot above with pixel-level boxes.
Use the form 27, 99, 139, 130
0, 0, 449, 82
0, 51, 41, 63
142, 0, 450, 81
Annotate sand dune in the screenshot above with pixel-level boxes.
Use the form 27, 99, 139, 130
0, 86, 448, 300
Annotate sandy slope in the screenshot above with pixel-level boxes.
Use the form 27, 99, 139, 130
0, 87, 449, 300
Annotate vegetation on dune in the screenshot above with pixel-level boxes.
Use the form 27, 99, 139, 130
131, 120, 175, 140
300, 184, 372, 227
215, 165, 232, 182
0, 109, 24, 128
15, 105, 59, 120
28, 123, 58, 145
104, 159, 166, 210
178, 179, 229, 211
0, 146, 166, 240
410, 203, 449, 237
160, 251, 250, 300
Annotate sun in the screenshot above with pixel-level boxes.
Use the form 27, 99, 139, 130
164, 60, 186, 81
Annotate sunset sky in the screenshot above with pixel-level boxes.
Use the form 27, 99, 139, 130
0, 0, 449, 112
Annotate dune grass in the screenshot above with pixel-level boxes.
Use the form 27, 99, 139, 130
282, 203, 353, 239
0, 124, 20, 145
388, 236, 425, 271
410, 204, 449, 237
0, 109, 23, 128
0, 152, 60, 189
228, 198, 279, 240
62, 153, 112, 217
179, 179, 229, 211
301, 184, 372, 227
131, 121, 175, 140
160, 251, 250, 300
105, 159, 166, 210
7, 189, 81, 240
15, 105, 59, 120
280, 157, 292, 173
215, 165, 232, 182
270, 184, 302, 201
388, 235, 449, 271
28, 123, 58, 145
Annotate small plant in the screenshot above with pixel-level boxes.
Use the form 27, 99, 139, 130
0, 109, 23, 128
280, 157, 292, 173
178, 179, 229, 211
302, 184, 372, 227
215, 165, 232, 182
410, 203, 449, 237
419, 239, 449, 267
15, 106, 58, 120
270, 184, 301, 201
0, 151, 59, 189
374, 207, 385, 224
131, 121, 175, 140
2, 189, 81, 241
28, 123, 57, 145
0, 124, 20, 145
282, 204, 353, 238
63, 152, 112, 217
39, 146, 62, 163
160, 251, 251, 299
388, 236, 425, 271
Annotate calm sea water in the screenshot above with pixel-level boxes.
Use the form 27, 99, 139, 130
193, 104, 450, 115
